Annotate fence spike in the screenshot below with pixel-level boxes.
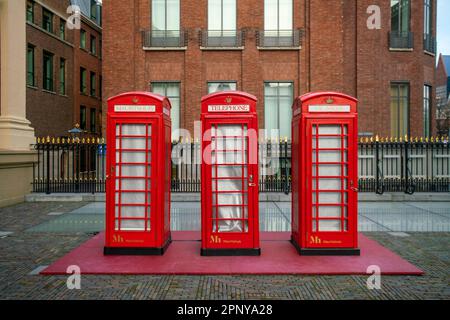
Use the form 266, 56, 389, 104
37, 137, 41, 144
365, 137, 369, 143
46, 136, 50, 143
425, 137, 429, 143
101, 137, 105, 144
375, 135, 379, 142
404, 134, 408, 142
431, 136, 434, 143
86, 137, 90, 144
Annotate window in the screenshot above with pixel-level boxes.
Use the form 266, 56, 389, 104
208, 82, 237, 94
43, 51, 54, 91
26, 1, 34, 23
42, 8, 53, 33
424, 0, 435, 53
208, 0, 236, 37
391, 0, 410, 33
151, 82, 180, 140
90, 108, 96, 133
80, 106, 87, 130
99, 36, 102, 58
264, 0, 292, 32
60, 19, 66, 40
27, 45, 35, 87
152, 0, 180, 32
390, 83, 409, 138
264, 82, 293, 139
99, 76, 103, 98
423, 85, 432, 137
80, 29, 87, 49
90, 72, 96, 96
80, 67, 87, 94
90, 35, 97, 55
90, 0, 97, 20
59, 58, 66, 95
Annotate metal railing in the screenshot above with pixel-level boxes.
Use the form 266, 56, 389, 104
32, 137, 450, 195
257, 29, 303, 48
423, 33, 437, 54
200, 30, 244, 48
389, 31, 414, 49
142, 30, 188, 48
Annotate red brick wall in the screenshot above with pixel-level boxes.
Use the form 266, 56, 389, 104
103, 0, 437, 138
26, 0, 103, 137
73, 16, 103, 137
26, 0, 74, 137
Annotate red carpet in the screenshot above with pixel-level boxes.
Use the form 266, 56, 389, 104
41, 232, 423, 275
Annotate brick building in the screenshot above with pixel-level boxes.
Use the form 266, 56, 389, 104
436, 54, 450, 135
26, 0, 102, 137
103, 0, 437, 140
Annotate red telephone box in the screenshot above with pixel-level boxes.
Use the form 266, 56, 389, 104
291, 92, 360, 255
201, 91, 260, 256
104, 92, 172, 255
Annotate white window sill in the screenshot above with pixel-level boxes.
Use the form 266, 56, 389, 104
200, 46, 244, 51
424, 50, 436, 57
143, 47, 187, 51
389, 48, 413, 52
257, 46, 302, 51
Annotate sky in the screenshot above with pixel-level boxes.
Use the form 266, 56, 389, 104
437, 0, 450, 56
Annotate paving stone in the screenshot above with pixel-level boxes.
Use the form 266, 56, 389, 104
0, 202, 449, 300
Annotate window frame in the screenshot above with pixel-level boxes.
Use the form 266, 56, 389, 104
80, 29, 87, 49
150, 81, 181, 139
90, 71, 97, 97
90, 108, 97, 133
80, 67, 87, 94
207, 81, 238, 94
59, 58, 66, 95
423, 84, 432, 137
26, 1, 34, 23
207, 0, 237, 32
59, 19, 66, 40
90, 35, 97, 55
42, 8, 54, 33
43, 51, 54, 92
390, 0, 411, 34
27, 45, 35, 87
390, 82, 410, 138
264, 0, 293, 32
263, 81, 294, 139
151, 0, 181, 32
80, 106, 87, 130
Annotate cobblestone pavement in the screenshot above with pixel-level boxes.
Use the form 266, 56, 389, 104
0, 202, 449, 300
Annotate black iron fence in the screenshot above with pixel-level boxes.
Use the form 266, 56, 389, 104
32, 136, 450, 195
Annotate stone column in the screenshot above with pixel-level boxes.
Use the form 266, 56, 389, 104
0, 0, 35, 150
0, 0, 37, 207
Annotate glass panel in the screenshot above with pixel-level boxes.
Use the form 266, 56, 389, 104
314, 164, 344, 177
213, 193, 247, 205
117, 179, 149, 191
318, 125, 341, 135
313, 178, 342, 190
152, 0, 166, 31
121, 124, 147, 136
264, 0, 278, 30
318, 220, 341, 232
208, 0, 221, 31
118, 152, 150, 163
279, 0, 293, 31
116, 192, 150, 204
313, 151, 343, 163
120, 165, 148, 177
223, 0, 236, 31
212, 166, 247, 178
119, 220, 146, 231
213, 180, 244, 191
166, 0, 180, 31
318, 206, 342, 218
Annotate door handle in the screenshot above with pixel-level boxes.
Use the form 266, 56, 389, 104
350, 180, 358, 192
249, 174, 257, 187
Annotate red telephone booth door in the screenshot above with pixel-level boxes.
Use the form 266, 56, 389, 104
202, 118, 260, 255
304, 118, 358, 250
107, 118, 157, 246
